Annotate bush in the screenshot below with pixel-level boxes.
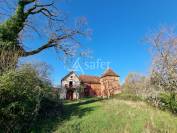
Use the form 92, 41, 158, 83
38, 90, 63, 119
0, 65, 63, 133
158, 93, 177, 114
146, 92, 177, 114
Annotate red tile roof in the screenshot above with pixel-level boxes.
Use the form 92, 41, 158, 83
101, 68, 119, 78
79, 75, 100, 84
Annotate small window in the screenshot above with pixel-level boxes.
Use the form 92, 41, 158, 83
70, 76, 73, 78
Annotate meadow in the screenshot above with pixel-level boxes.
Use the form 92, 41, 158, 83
32, 98, 177, 133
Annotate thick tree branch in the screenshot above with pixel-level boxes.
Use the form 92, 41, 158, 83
22, 31, 80, 57
22, 41, 57, 57
19, 0, 36, 5
30, 8, 54, 16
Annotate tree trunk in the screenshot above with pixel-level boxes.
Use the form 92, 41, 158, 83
0, 1, 30, 74
0, 49, 23, 74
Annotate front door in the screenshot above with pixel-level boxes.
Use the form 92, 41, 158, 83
66, 90, 74, 100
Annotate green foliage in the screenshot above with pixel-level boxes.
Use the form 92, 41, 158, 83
0, 0, 26, 46
0, 65, 63, 133
0, 0, 27, 74
146, 92, 177, 114
38, 91, 63, 119
158, 93, 177, 114
0, 68, 42, 132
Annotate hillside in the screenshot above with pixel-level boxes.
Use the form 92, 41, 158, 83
33, 98, 177, 133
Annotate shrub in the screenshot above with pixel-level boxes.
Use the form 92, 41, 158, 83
146, 92, 177, 114
0, 65, 63, 133
38, 90, 63, 119
158, 93, 177, 114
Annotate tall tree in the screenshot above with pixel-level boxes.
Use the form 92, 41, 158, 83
0, 0, 90, 74
146, 27, 177, 93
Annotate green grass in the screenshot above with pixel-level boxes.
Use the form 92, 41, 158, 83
32, 98, 177, 133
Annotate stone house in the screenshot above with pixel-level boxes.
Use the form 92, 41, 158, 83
60, 68, 121, 100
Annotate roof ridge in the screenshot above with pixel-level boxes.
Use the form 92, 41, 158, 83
101, 68, 119, 78
61, 71, 79, 81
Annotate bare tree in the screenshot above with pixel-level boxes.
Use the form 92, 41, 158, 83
101, 78, 118, 99
122, 73, 148, 96
0, 0, 90, 74
146, 27, 177, 94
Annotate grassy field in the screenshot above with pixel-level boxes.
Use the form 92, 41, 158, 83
33, 98, 177, 133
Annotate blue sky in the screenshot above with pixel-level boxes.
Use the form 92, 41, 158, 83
21, 0, 177, 85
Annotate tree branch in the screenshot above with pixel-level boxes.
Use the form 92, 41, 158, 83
22, 41, 57, 57
22, 31, 80, 57
25, 2, 55, 16
19, 0, 36, 5
26, 2, 54, 13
